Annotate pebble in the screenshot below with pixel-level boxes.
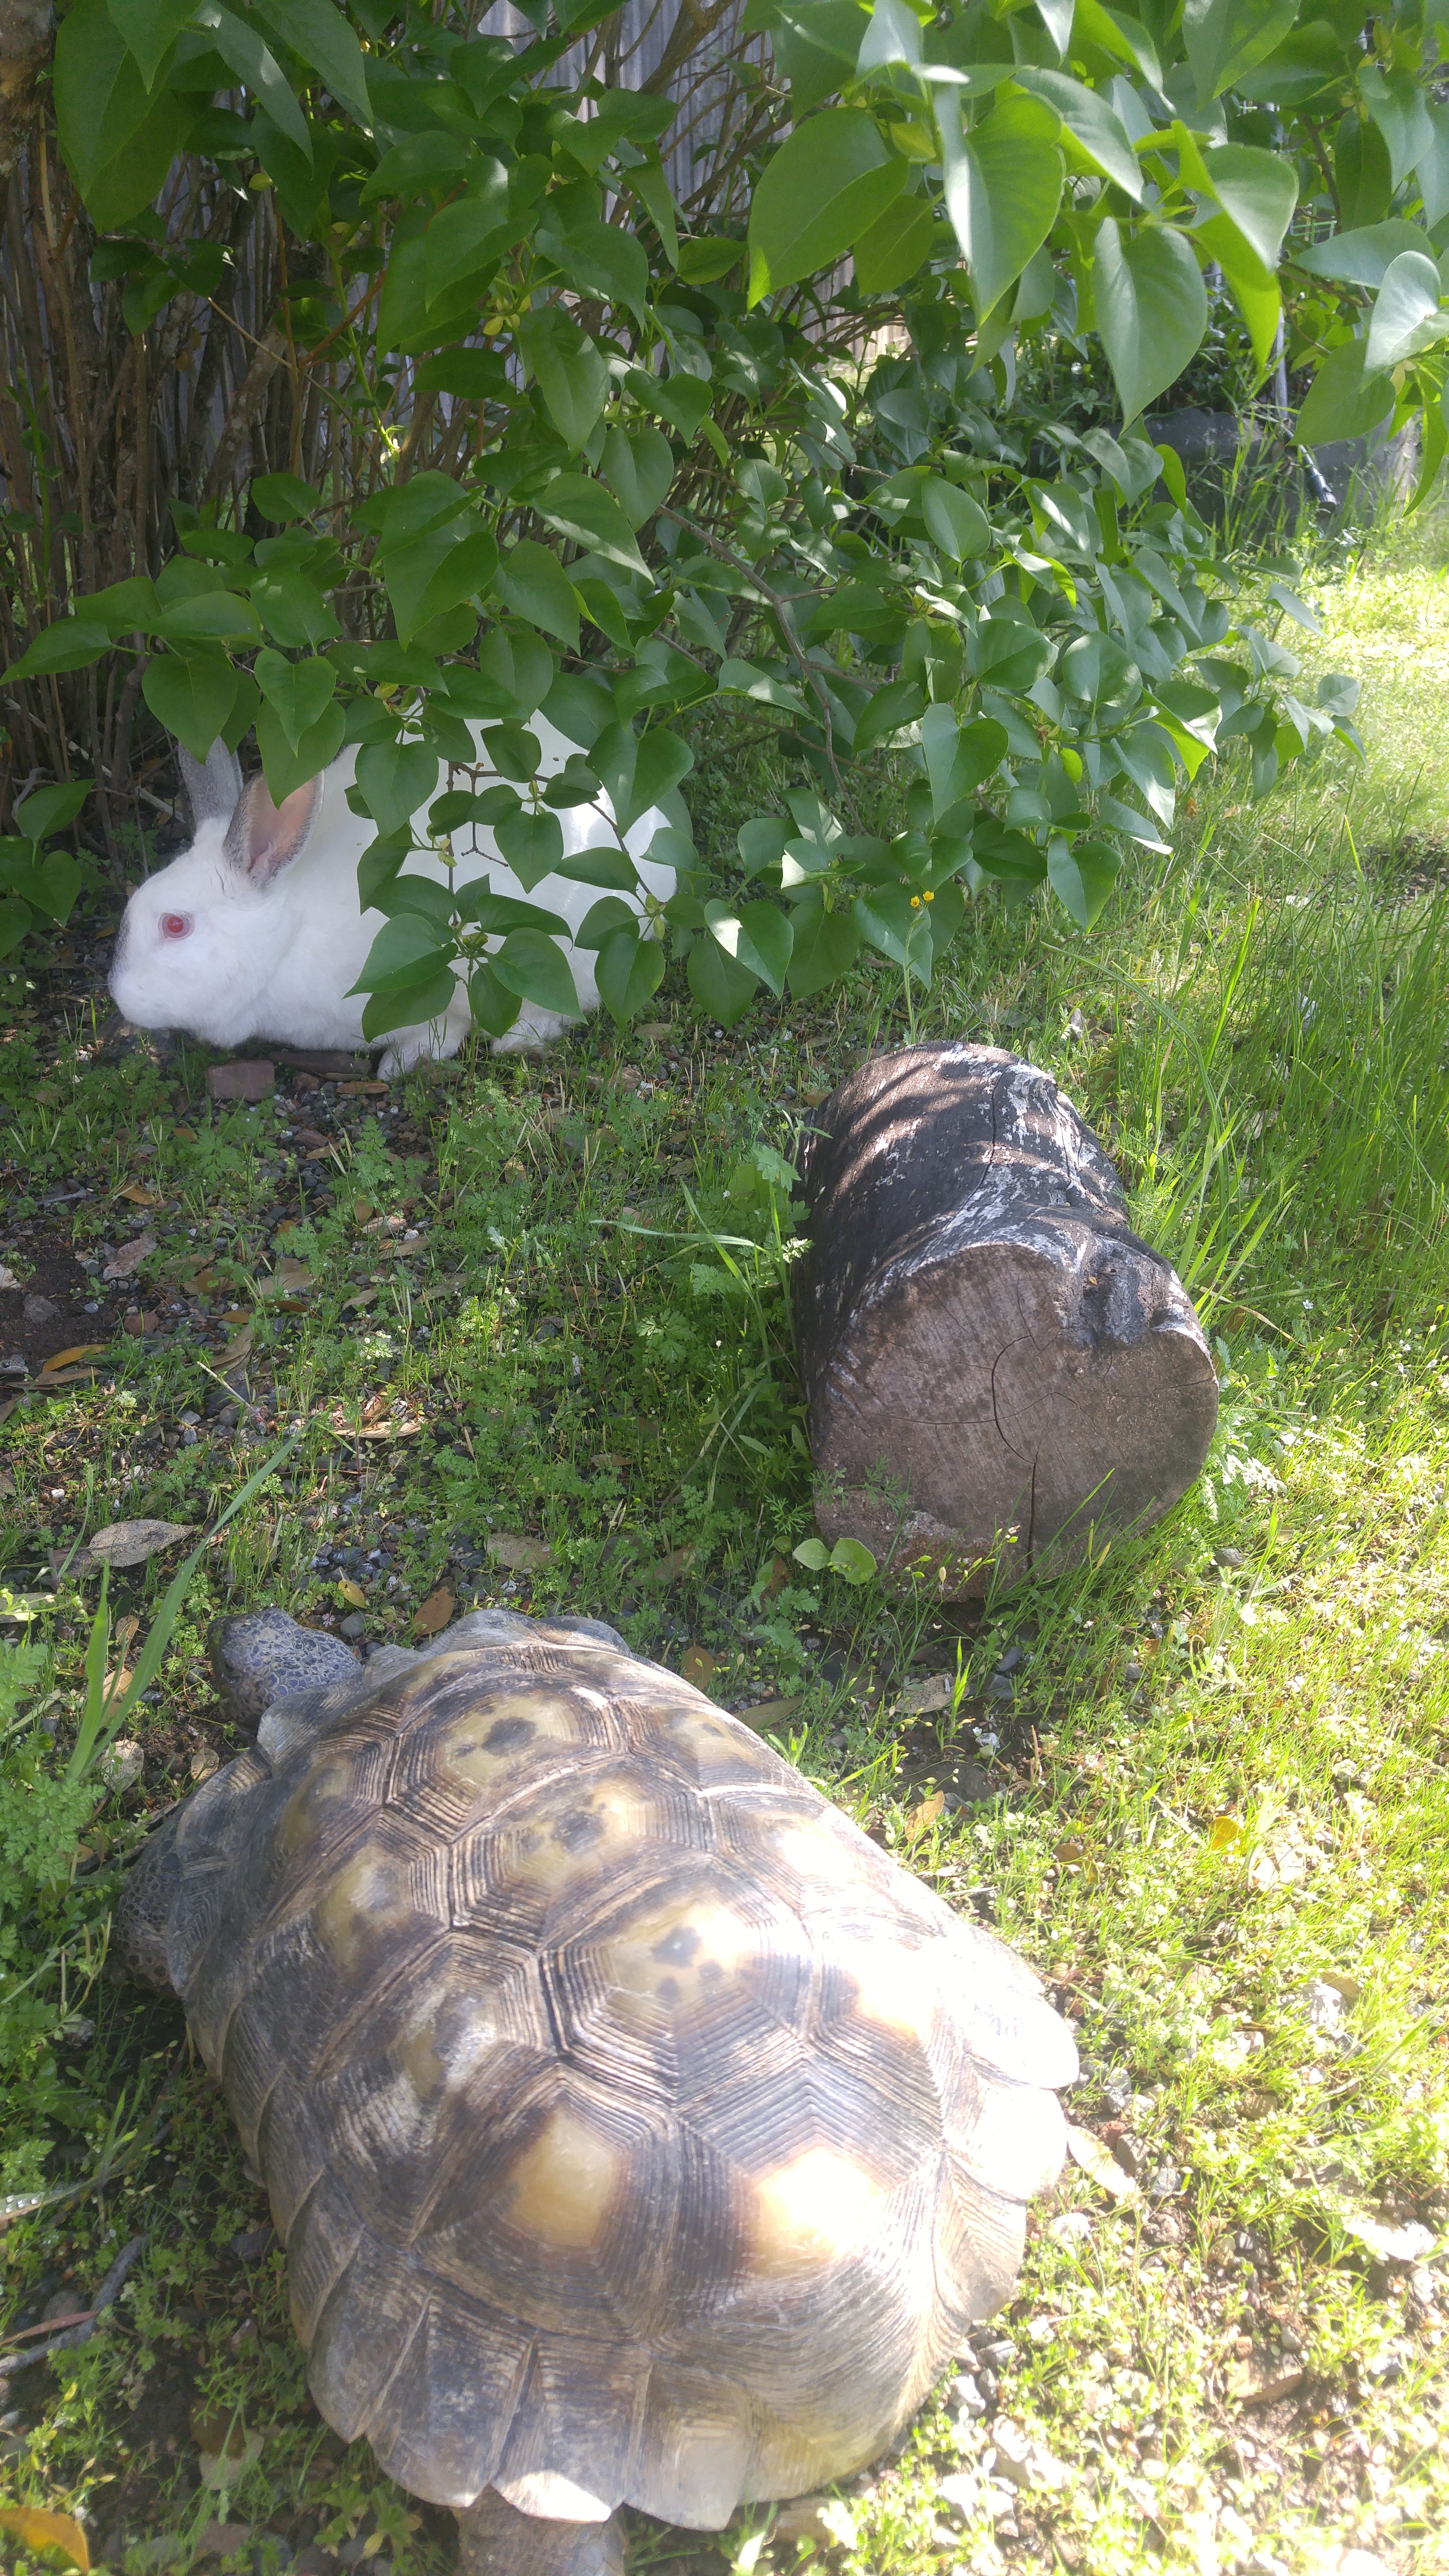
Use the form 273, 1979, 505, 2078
23, 1294, 57, 1323
100, 1739, 144, 1793
339, 1612, 368, 1641
948, 2372, 986, 2416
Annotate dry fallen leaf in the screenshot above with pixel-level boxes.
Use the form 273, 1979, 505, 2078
1341, 2212, 1436, 2263
735, 1696, 802, 1733
102, 1231, 156, 1280
259, 1258, 312, 1298
40, 1343, 110, 1375
117, 1183, 163, 1208
0, 2505, 91, 2571
1208, 1813, 1247, 1852
488, 1533, 553, 1573
1228, 2354, 1304, 2405
190, 1746, 220, 1783
898, 1672, 954, 1716
413, 1582, 457, 1638
0, 1263, 18, 1289
336, 1579, 367, 1608
905, 1790, 946, 1842
1065, 2124, 1141, 2202
681, 1645, 717, 1690
85, 1518, 192, 1569
219, 1320, 255, 1364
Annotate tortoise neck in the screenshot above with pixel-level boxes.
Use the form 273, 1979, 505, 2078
455, 2491, 626, 2576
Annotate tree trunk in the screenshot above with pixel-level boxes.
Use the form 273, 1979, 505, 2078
794, 1042, 1219, 1597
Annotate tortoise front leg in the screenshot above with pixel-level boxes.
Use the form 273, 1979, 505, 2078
455, 2492, 625, 2575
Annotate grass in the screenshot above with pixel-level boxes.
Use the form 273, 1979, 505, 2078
0, 503, 1448, 2576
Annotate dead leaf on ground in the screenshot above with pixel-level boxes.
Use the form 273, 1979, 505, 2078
259, 1259, 312, 1298
645, 1544, 695, 1585
117, 1183, 163, 1208
899, 1672, 954, 1716
1341, 2212, 1436, 2263
219, 1320, 255, 1363
905, 1790, 946, 1842
40, 1343, 110, 1375
84, 1518, 192, 1569
414, 1582, 457, 1638
0, 2505, 91, 2571
190, 1746, 220, 1783
103, 1232, 156, 1280
1208, 1813, 1247, 1852
488, 1533, 552, 1573
337, 1579, 367, 1608
1065, 2124, 1141, 2202
681, 1645, 717, 1690
1227, 2354, 1304, 2405
361, 1392, 391, 1424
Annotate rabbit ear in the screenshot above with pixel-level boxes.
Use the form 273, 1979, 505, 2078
177, 739, 243, 830
223, 772, 324, 886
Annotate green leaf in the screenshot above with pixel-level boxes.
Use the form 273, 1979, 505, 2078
1417, 102, 1449, 229
251, 567, 340, 650
920, 476, 990, 560
1058, 631, 1141, 713
554, 846, 638, 890
785, 901, 861, 997
360, 966, 459, 1043
852, 881, 921, 969
496, 542, 581, 650
535, 472, 650, 579
141, 653, 240, 760
541, 214, 651, 323
792, 1536, 830, 1570
747, 107, 909, 303
706, 898, 793, 997
1358, 65, 1434, 193
596, 923, 666, 1022
355, 739, 440, 837
1181, 0, 1297, 103
1201, 144, 1298, 270
966, 614, 1054, 694
1196, 212, 1279, 370
1014, 69, 1143, 200
600, 425, 675, 529
256, 697, 346, 802
12, 851, 84, 924
770, 0, 871, 111
939, 96, 1063, 322
516, 310, 610, 453
828, 1535, 876, 1583
857, 0, 922, 71
467, 962, 521, 1039
853, 193, 938, 293
676, 235, 742, 283
425, 175, 510, 306
688, 934, 759, 1026
251, 471, 321, 522
1047, 833, 1121, 928
920, 706, 1008, 818
193, 1, 311, 159
1092, 220, 1208, 422
385, 524, 498, 646
853, 677, 926, 752
574, 896, 639, 947
15, 781, 91, 846
250, 0, 374, 124
5, 622, 113, 678
105, 0, 193, 88
1365, 251, 1447, 372
626, 368, 714, 444
477, 625, 555, 721
1295, 337, 1394, 443
347, 912, 452, 997
0, 895, 35, 961
629, 729, 695, 832
57, 0, 193, 229
496, 809, 566, 890
453, 885, 571, 936
253, 650, 337, 753
156, 591, 261, 644
1294, 219, 1431, 287
491, 927, 582, 1017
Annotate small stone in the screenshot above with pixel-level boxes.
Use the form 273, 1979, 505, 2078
339, 1612, 367, 1641
228, 2224, 276, 2262
987, 2419, 1069, 2491
1301, 1977, 1348, 2032
936, 2471, 981, 2525
947, 2372, 986, 2416
23, 1294, 57, 1323
1228, 2353, 1305, 2405
1067, 1008, 1086, 1038
771, 2495, 856, 2549
1048, 2210, 1095, 2246
206, 1059, 275, 1103
190, 1746, 220, 1783
1122, 1658, 1143, 1682
1343, 2212, 1436, 2264
1336, 2557, 1395, 2576
195, 2525, 255, 2562
1407, 2265, 1438, 2308
100, 1739, 144, 1793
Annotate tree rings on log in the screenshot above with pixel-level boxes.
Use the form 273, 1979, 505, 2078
793, 1042, 1219, 1596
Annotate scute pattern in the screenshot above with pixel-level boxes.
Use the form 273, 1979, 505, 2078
168, 1633, 1075, 2528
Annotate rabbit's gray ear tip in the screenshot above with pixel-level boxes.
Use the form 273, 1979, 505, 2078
177, 737, 244, 829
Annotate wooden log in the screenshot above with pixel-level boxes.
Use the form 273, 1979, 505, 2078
794, 1041, 1219, 1596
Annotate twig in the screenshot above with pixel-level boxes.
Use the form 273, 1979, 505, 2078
0, 2234, 147, 2378
660, 504, 854, 813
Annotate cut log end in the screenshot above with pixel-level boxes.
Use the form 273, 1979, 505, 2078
796, 1043, 1219, 1597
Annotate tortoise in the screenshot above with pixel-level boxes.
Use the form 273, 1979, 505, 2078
118, 1606, 1077, 2572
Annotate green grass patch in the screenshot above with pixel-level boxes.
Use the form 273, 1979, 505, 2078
0, 517, 1447, 2576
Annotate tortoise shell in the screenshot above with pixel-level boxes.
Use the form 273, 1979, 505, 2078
161, 1626, 1075, 2529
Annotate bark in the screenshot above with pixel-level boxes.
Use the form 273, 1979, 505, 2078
794, 1041, 1219, 1597
0, 0, 51, 232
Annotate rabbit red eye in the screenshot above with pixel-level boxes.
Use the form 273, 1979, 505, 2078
160, 912, 192, 938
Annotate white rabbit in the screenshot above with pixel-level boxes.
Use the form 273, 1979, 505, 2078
109, 723, 676, 1075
